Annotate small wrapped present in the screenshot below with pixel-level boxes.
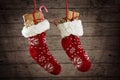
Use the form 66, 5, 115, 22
23, 11, 43, 27
58, 10, 80, 24
66, 10, 80, 21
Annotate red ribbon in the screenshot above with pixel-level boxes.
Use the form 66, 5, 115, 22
32, 0, 37, 24
65, 0, 79, 21
66, 0, 68, 18
32, 0, 48, 24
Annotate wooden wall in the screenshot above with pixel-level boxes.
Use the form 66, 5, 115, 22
0, 0, 120, 80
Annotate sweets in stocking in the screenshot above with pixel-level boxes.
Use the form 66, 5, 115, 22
57, 20, 91, 72
22, 20, 61, 75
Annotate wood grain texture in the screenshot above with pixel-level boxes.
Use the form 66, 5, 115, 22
0, 50, 120, 64
0, 37, 119, 51
0, 23, 120, 37
0, 64, 120, 77
0, 0, 120, 80
0, 8, 120, 23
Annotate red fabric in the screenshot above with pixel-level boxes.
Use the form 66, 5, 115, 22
32, 0, 37, 24
66, 0, 68, 17
28, 32, 61, 75
61, 35, 91, 72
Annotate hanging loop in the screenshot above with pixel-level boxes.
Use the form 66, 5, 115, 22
39, 5, 48, 20
32, 0, 37, 24
33, 0, 37, 12
66, 0, 68, 18
32, 0, 48, 24
65, 0, 79, 21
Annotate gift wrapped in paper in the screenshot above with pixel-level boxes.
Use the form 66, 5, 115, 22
66, 10, 79, 21
58, 10, 80, 24
23, 11, 43, 27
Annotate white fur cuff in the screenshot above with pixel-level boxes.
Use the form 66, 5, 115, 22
57, 20, 83, 38
21, 19, 50, 38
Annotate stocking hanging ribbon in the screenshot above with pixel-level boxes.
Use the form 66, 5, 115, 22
32, 0, 48, 24
65, 0, 79, 21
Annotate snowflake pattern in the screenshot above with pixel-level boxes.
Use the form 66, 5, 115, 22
44, 63, 54, 72
78, 45, 83, 49
39, 56, 45, 62
29, 38, 39, 46
84, 54, 89, 60
73, 56, 82, 68
43, 37, 46, 44
70, 47, 75, 54
46, 52, 51, 56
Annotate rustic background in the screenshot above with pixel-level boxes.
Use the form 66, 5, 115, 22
0, 0, 120, 80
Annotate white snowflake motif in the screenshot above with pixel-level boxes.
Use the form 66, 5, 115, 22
78, 45, 83, 49
29, 38, 39, 46
73, 57, 82, 68
70, 47, 75, 54
46, 52, 51, 56
44, 63, 54, 72
43, 37, 46, 44
39, 56, 45, 62
84, 54, 90, 60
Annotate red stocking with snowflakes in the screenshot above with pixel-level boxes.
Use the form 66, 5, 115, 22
57, 20, 91, 72
22, 20, 61, 75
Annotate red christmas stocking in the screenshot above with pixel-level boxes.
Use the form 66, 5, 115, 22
57, 20, 91, 72
22, 20, 61, 75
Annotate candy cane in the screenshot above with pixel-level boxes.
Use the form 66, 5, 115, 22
39, 5, 48, 21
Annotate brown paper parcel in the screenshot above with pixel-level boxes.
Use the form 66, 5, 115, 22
67, 10, 79, 21
23, 11, 43, 27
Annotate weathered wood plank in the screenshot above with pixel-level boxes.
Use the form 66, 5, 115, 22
0, 7, 120, 23
0, 23, 120, 37
0, 0, 90, 10
1, 7, 119, 15
0, 64, 120, 77
115, 0, 120, 5
89, 0, 117, 8
0, 9, 88, 23
0, 37, 119, 51
0, 50, 120, 64
0, 77, 120, 80
0, 0, 119, 10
